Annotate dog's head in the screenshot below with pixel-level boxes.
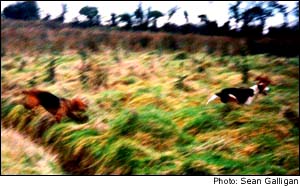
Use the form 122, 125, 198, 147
70, 97, 88, 111
255, 76, 271, 95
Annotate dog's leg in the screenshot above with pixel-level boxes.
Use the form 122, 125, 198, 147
206, 94, 219, 105
66, 111, 87, 123
55, 107, 66, 123
228, 94, 238, 103
245, 96, 255, 105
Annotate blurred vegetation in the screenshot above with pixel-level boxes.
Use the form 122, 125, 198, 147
1, 44, 298, 174
1, 127, 63, 175
1, 18, 299, 57
1, 2, 299, 174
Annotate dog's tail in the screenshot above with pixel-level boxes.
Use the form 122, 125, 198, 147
206, 94, 219, 105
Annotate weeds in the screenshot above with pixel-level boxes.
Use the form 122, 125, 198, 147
18, 60, 27, 72
89, 64, 108, 89
1, 42, 298, 175
174, 75, 191, 91
44, 57, 56, 83
122, 76, 137, 85
183, 114, 225, 135
160, 35, 178, 51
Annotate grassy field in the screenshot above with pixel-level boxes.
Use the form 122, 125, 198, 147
1, 45, 299, 174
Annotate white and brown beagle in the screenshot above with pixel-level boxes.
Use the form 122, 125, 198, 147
207, 76, 271, 105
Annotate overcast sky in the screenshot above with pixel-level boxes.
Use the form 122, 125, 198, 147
1, 1, 298, 28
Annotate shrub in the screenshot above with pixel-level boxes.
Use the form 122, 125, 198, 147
139, 35, 152, 48
82, 35, 100, 52
205, 41, 217, 54
160, 35, 178, 51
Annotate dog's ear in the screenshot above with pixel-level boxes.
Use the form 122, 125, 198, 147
265, 77, 271, 85
71, 97, 88, 111
22, 94, 40, 109
255, 75, 271, 85
75, 96, 89, 106
255, 76, 260, 81
255, 75, 264, 82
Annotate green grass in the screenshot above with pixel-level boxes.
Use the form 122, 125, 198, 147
110, 106, 178, 140
1, 48, 299, 175
183, 114, 225, 134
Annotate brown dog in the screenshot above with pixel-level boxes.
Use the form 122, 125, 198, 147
22, 89, 88, 122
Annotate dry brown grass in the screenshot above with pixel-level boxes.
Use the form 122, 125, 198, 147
1, 19, 246, 56
1, 127, 63, 175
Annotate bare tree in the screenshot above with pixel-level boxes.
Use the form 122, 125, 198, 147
184, 10, 189, 23
134, 2, 144, 26
267, 1, 288, 26
229, 1, 242, 30
110, 13, 118, 27
51, 4, 67, 23
168, 6, 180, 21
118, 13, 132, 29
42, 13, 51, 21
198, 14, 208, 24
148, 10, 164, 29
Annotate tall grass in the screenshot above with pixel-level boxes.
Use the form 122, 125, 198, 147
0, 19, 268, 56
1, 23, 299, 175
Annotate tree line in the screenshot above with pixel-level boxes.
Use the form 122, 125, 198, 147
2, 1, 299, 38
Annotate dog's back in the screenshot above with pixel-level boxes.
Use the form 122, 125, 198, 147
22, 89, 61, 115
216, 88, 254, 104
